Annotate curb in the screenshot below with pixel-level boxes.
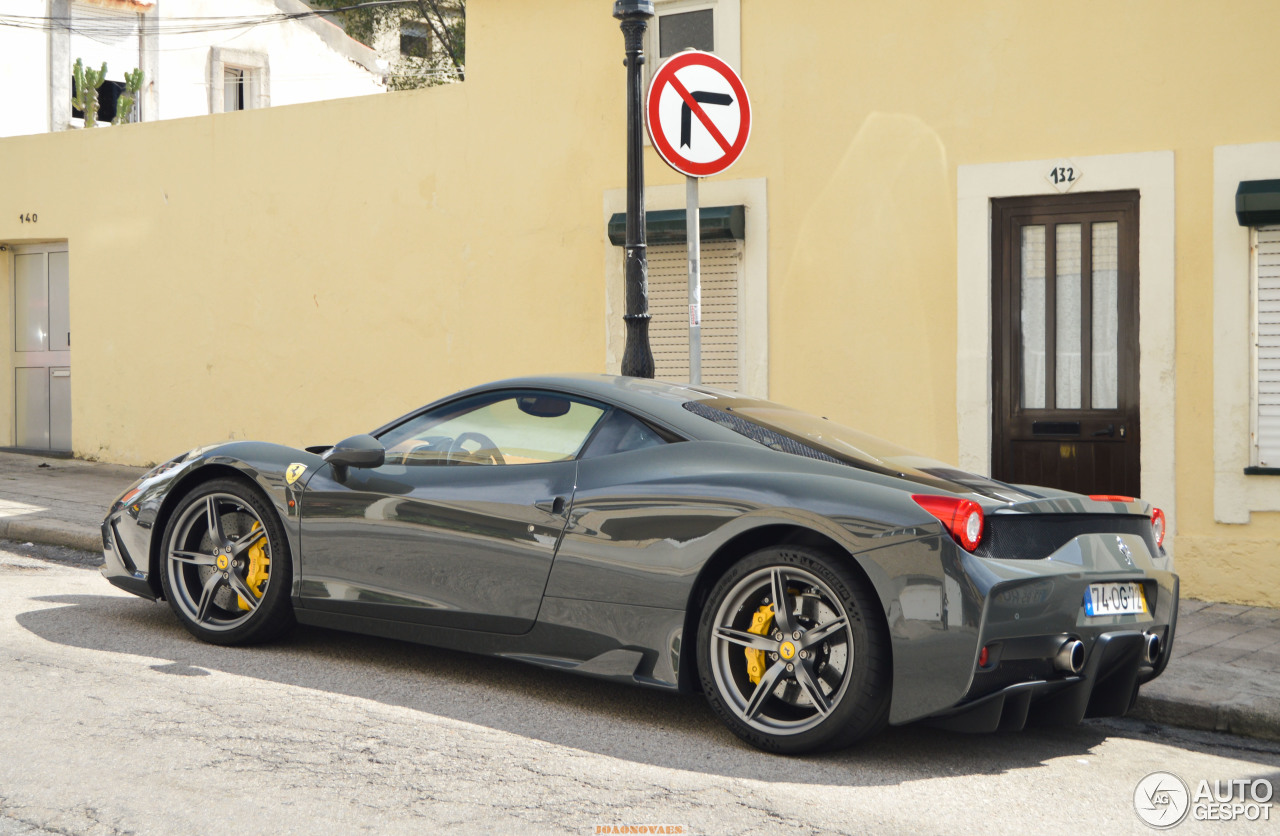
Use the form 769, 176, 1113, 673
0, 519, 101, 554
1132, 694, 1280, 743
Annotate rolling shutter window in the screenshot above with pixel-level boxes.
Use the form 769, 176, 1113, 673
1256, 225, 1280, 466
647, 239, 743, 389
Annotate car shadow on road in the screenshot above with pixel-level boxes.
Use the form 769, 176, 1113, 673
18, 592, 1280, 785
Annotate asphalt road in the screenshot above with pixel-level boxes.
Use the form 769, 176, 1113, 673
2, 542, 1278, 836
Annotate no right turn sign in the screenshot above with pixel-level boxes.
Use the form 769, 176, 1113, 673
646, 50, 751, 178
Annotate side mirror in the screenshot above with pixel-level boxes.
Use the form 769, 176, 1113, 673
322, 434, 385, 481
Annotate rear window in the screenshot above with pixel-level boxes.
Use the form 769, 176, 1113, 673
682, 397, 1028, 499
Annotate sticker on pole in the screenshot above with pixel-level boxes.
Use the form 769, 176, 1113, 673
647, 50, 751, 178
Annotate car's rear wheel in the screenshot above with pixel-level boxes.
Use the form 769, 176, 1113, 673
697, 545, 890, 753
159, 478, 295, 645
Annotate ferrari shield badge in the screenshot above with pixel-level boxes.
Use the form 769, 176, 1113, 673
285, 463, 307, 486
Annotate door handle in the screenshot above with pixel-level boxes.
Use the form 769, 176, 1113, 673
535, 496, 566, 515
1091, 424, 1116, 437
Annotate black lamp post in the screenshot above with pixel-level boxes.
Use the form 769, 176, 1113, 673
614, 0, 655, 378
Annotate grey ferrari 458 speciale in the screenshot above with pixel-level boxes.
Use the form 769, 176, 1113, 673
102, 374, 1176, 753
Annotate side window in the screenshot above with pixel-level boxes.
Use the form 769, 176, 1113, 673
379, 392, 605, 466
400, 21, 433, 59
581, 409, 675, 459
658, 5, 714, 56
209, 48, 269, 113
646, 0, 740, 85
224, 67, 249, 111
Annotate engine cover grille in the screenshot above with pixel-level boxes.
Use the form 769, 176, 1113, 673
975, 513, 1159, 561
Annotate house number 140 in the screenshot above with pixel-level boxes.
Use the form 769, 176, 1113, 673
18, 213, 37, 223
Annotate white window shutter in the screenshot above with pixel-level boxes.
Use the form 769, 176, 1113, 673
647, 239, 743, 389
1256, 226, 1280, 466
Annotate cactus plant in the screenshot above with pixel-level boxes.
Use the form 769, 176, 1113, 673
113, 68, 145, 125
72, 58, 107, 128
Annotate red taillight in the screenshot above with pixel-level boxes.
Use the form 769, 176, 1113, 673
1151, 507, 1167, 548
1089, 494, 1135, 503
912, 494, 984, 552
978, 646, 990, 667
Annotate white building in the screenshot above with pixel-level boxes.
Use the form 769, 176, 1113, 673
0, 0, 385, 138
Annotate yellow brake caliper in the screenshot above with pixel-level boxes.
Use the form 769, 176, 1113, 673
745, 603, 776, 684
236, 522, 270, 611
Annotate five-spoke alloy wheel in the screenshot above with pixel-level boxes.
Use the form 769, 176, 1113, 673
160, 478, 295, 645
697, 546, 890, 753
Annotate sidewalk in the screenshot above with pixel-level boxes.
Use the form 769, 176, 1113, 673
0, 450, 1276, 742
1132, 601, 1280, 741
0, 451, 145, 552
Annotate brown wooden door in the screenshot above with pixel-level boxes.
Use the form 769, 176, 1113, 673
992, 191, 1140, 497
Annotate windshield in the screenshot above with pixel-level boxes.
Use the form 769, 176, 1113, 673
685, 397, 1034, 501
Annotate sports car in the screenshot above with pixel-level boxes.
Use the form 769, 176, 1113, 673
102, 374, 1177, 753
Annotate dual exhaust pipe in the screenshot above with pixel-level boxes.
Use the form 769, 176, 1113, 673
1052, 631, 1162, 674
1143, 631, 1162, 664
1053, 639, 1086, 673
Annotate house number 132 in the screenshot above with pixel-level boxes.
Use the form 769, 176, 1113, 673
18, 213, 37, 223
1045, 160, 1082, 192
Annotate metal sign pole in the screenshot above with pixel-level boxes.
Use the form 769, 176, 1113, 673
686, 174, 701, 385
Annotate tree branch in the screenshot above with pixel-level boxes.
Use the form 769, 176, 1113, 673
415, 0, 464, 78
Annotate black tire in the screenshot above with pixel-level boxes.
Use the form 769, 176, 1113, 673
696, 545, 891, 754
159, 478, 295, 645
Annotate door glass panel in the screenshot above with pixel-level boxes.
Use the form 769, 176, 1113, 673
15, 367, 49, 448
48, 251, 70, 352
381, 393, 606, 466
1055, 224, 1082, 409
14, 253, 48, 353
1092, 222, 1120, 409
1020, 225, 1046, 409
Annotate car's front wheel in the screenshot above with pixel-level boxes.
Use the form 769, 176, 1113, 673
697, 545, 890, 753
159, 478, 295, 645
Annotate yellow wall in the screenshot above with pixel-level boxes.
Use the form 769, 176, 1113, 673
1, 0, 1278, 604
0, 2, 625, 464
